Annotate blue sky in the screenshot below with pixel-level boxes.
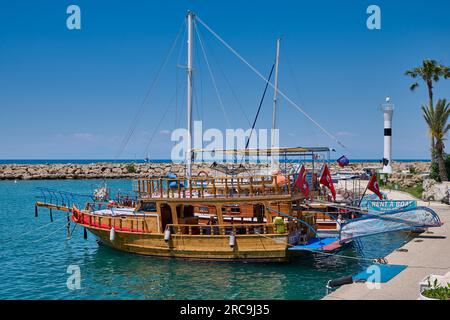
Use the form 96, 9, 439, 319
1, 0, 450, 160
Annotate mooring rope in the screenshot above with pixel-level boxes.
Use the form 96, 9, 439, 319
0, 216, 66, 245
31, 223, 70, 244
254, 230, 382, 263
257, 221, 450, 270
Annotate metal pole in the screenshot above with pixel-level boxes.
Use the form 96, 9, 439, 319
271, 38, 281, 171
186, 11, 194, 177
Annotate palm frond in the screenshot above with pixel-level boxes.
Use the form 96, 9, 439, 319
409, 82, 419, 91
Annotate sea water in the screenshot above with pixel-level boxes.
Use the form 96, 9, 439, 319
0, 179, 412, 300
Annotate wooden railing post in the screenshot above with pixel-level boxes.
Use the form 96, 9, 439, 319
237, 178, 241, 197
200, 179, 204, 198
287, 174, 292, 194
274, 176, 279, 194
261, 177, 266, 194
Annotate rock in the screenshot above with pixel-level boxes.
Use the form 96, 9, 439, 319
422, 179, 450, 201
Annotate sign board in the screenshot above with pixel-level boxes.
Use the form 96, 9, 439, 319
367, 200, 417, 213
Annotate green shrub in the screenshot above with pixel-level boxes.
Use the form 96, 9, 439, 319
126, 163, 136, 173
430, 154, 450, 182
422, 279, 450, 300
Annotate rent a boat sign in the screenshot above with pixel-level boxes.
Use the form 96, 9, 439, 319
367, 200, 417, 213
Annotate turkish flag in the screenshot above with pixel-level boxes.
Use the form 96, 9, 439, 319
295, 165, 309, 199
367, 174, 383, 200
319, 164, 336, 201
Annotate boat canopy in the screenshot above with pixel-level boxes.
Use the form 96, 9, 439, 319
192, 147, 331, 156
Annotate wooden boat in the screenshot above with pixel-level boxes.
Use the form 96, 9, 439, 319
65, 161, 344, 262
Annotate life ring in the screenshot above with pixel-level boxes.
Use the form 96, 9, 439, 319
198, 170, 209, 178
197, 171, 210, 186
72, 206, 82, 223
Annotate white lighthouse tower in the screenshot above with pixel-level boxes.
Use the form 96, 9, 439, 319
380, 96, 394, 173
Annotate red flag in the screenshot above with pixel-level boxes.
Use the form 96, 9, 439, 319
295, 165, 309, 199
367, 174, 383, 200
319, 164, 336, 201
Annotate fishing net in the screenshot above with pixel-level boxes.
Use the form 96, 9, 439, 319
339, 206, 442, 242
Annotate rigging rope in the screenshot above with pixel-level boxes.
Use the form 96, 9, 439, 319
194, 21, 231, 128
142, 87, 181, 158
195, 16, 348, 150
196, 26, 252, 127
241, 64, 275, 164
115, 19, 185, 159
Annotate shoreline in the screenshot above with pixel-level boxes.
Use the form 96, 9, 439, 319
0, 161, 431, 180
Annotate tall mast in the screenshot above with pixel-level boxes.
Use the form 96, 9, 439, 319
271, 38, 281, 170
186, 11, 194, 176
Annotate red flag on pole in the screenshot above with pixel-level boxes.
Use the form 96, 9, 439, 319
367, 174, 383, 200
295, 165, 309, 199
319, 164, 336, 201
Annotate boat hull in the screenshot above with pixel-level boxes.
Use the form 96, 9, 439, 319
87, 226, 290, 262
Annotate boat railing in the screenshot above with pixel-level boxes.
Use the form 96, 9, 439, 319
134, 174, 301, 200
166, 222, 281, 236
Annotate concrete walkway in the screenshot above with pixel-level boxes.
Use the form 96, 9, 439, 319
324, 193, 450, 300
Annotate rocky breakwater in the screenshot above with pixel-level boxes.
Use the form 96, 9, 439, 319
0, 162, 276, 180
0, 163, 185, 180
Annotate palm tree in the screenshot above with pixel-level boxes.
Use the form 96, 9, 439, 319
422, 99, 450, 181
405, 60, 450, 163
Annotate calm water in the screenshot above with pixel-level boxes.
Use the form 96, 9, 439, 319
0, 179, 412, 300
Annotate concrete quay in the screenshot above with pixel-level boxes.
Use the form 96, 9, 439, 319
324, 191, 450, 300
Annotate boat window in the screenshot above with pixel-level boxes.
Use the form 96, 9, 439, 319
198, 206, 209, 213
139, 201, 157, 212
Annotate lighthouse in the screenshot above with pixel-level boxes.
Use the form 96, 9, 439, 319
380, 97, 394, 173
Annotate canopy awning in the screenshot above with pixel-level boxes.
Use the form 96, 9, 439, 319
192, 147, 331, 156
